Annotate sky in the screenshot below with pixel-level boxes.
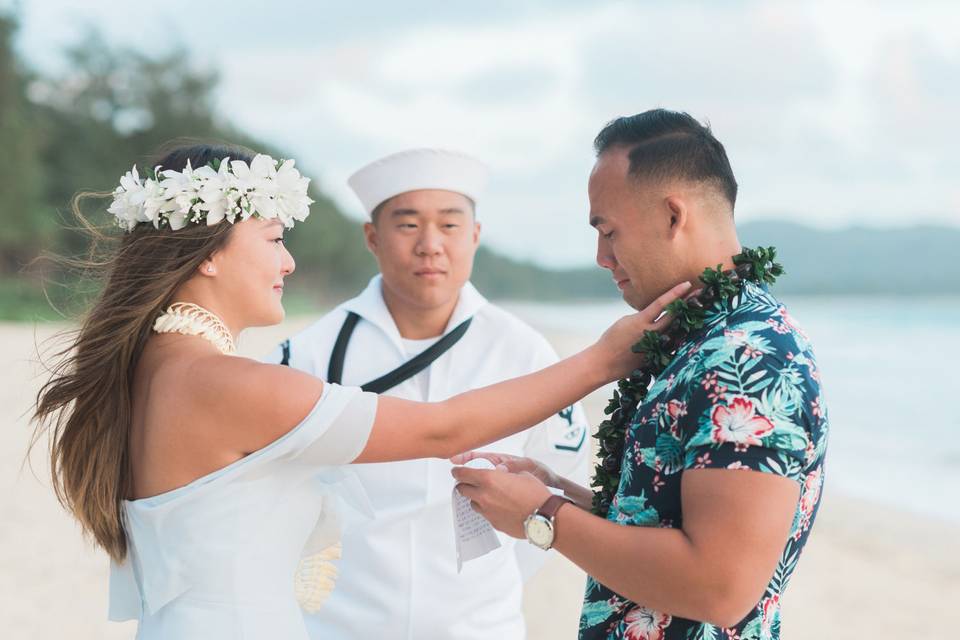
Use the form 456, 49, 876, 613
8, 0, 960, 267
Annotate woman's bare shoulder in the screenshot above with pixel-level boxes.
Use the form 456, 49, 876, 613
139, 345, 324, 452
183, 353, 325, 451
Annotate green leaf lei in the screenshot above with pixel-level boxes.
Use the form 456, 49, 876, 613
590, 246, 785, 516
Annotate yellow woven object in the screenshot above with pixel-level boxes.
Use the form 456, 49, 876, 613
294, 542, 342, 613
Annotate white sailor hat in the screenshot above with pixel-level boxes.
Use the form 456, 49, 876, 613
347, 148, 489, 216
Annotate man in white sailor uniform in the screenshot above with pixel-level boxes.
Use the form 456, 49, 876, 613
269, 148, 589, 639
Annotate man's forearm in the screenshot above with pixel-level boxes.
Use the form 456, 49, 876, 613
555, 475, 593, 510
550, 504, 734, 627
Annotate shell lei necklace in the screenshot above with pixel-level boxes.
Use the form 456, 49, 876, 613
153, 302, 237, 355
591, 246, 785, 516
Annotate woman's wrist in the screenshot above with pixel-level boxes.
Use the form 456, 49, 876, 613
580, 344, 617, 387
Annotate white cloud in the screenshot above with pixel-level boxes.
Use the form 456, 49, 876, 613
13, 0, 960, 267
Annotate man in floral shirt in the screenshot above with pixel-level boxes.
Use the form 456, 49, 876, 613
576, 278, 826, 639
452, 109, 828, 640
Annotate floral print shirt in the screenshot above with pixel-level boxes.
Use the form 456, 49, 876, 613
579, 282, 829, 640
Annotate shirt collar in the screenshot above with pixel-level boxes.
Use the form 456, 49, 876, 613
340, 274, 488, 353
689, 280, 771, 342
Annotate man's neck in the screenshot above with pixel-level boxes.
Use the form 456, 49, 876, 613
381, 286, 460, 340
684, 240, 742, 291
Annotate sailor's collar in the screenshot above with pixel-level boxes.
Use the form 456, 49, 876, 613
340, 274, 488, 353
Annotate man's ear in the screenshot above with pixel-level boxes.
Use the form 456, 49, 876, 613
363, 221, 378, 255
664, 194, 688, 238
472, 220, 482, 246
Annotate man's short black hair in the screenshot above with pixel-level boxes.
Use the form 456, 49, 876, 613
593, 109, 738, 208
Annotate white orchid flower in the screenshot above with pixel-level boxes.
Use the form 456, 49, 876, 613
107, 166, 148, 230
142, 178, 167, 228
108, 153, 313, 231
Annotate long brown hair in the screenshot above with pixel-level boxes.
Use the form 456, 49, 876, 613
32, 142, 256, 561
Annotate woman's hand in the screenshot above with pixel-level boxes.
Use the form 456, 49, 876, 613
450, 451, 560, 488
592, 281, 692, 382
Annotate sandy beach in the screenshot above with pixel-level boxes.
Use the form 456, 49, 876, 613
2, 318, 957, 639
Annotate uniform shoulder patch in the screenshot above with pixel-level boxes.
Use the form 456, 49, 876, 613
551, 406, 586, 452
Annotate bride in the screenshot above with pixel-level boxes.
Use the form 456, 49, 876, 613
32, 143, 689, 639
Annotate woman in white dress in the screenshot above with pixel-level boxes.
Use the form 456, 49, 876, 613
32, 143, 689, 639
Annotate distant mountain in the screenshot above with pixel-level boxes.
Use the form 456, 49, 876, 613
737, 221, 958, 295
473, 220, 958, 300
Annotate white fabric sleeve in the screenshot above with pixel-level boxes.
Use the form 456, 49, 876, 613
291, 383, 378, 466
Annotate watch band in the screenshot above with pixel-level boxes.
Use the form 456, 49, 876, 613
536, 494, 572, 521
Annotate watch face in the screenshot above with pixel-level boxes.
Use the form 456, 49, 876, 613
526, 516, 554, 548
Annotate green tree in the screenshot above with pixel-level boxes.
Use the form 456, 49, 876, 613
26, 28, 378, 299
0, 21, 618, 320
29, 30, 227, 256
0, 11, 48, 273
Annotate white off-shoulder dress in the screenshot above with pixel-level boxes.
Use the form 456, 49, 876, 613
109, 383, 378, 639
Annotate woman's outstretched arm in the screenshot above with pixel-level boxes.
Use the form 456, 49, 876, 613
354, 281, 691, 462
197, 282, 690, 463
355, 346, 607, 462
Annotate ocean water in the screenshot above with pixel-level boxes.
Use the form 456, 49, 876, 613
502, 296, 960, 524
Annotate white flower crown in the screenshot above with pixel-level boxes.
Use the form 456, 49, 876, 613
107, 154, 315, 232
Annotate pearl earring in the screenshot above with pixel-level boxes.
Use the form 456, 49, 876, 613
207, 266, 214, 273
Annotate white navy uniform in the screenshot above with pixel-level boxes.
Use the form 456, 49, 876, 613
268, 275, 589, 639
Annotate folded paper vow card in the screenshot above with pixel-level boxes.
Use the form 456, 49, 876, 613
452, 458, 502, 572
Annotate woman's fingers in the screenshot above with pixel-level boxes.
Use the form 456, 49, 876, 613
451, 451, 511, 466
640, 281, 692, 323
649, 311, 675, 332
450, 452, 475, 464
